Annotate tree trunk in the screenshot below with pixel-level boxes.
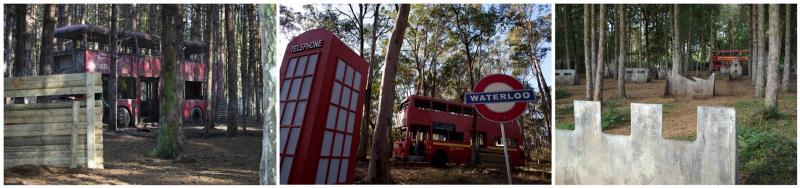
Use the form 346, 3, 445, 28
589, 4, 596, 99
593, 5, 606, 102
226, 5, 239, 137
750, 5, 756, 80
765, 4, 782, 109
365, 4, 409, 184
617, 4, 626, 99
108, 5, 119, 130
257, 4, 277, 184
357, 4, 381, 161
564, 6, 571, 70
672, 5, 681, 75
755, 5, 766, 97
240, 5, 249, 135
154, 4, 182, 159
4, 5, 13, 78
205, 4, 219, 136
583, 4, 592, 99
782, 5, 792, 92
13, 5, 31, 104
249, 4, 259, 134
40, 4, 56, 76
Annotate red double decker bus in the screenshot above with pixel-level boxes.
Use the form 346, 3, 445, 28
710, 50, 750, 72
392, 95, 526, 167
52, 24, 208, 127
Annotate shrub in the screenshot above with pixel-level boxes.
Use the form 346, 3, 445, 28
555, 89, 570, 99
737, 127, 797, 184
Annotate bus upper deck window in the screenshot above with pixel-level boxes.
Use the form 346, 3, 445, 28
414, 99, 431, 110
447, 104, 462, 114
432, 102, 446, 112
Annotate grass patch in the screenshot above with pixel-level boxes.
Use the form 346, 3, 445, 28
737, 127, 797, 184
556, 122, 574, 130
601, 107, 628, 130
556, 105, 573, 116
556, 89, 571, 99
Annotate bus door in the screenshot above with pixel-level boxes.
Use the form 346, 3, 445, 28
476, 132, 487, 148
408, 124, 429, 159
140, 78, 159, 123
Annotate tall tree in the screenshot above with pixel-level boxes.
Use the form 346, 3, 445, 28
592, 4, 606, 101
153, 4, 182, 159
583, 4, 592, 99
357, 4, 382, 161
366, 4, 410, 184
764, 4, 782, 109
226, 4, 240, 137
782, 5, 792, 92
671, 5, 682, 75
617, 4, 627, 99
240, 5, 250, 134
258, 4, 277, 185
249, 4, 259, 134
755, 4, 766, 97
13, 5, 31, 79
40, 4, 56, 75
109, 4, 120, 130
205, 4, 219, 136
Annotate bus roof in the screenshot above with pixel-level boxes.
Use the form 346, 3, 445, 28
55, 24, 161, 49
183, 40, 208, 55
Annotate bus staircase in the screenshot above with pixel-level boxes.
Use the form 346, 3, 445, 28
215, 98, 229, 124
478, 148, 510, 173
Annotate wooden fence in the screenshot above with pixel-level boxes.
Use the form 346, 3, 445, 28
4, 72, 104, 169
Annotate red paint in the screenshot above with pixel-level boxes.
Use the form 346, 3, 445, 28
392, 95, 526, 166
279, 29, 369, 184
710, 50, 750, 71
471, 74, 527, 123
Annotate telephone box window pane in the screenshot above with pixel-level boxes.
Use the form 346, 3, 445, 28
280, 79, 291, 100
343, 135, 352, 157
295, 56, 308, 77
335, 60, 345, 81
341, 88, 351, 109
300, 77, 313, 99
280, 127, 289, 153
285, 57, 297, 78
337, 108, 347, 131
327, 159, 340, 184
345, 66, 354, 87
280, 157, 293, 184
286, 128, 301, 154
347, 112, 355, 133
289, 78, 302, 99
306, 54, 318, 74
326, 105, 337, 129
349, 92, 358, 110
320, 131, 333, 156
339, 160, 349, 183
293, 102, 307, 126
331, 82, 342, 105
281, 102, 296, 125
353, 71, 362, 90
333, 132, 344, 156
315, 159, 329, 184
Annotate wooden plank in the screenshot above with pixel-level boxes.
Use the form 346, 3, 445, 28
4, 107, 95, 119
4, 134, 103, 147
5, 79, 101, 92
5, 149, 88, 159
4, 145, 89, 152
4, 156, 87, 169
5, 100, 102, 111
71, 101, 79, 168
4, 86, 102, 98
4, 109, 101, 124
85, 72, 97, 169
3, 122, 102, 136
4, 73, 87, 88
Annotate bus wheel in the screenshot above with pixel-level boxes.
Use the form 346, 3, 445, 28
190, 107, 203, 124
431, 150, 449, 168
118, 107, 131, 127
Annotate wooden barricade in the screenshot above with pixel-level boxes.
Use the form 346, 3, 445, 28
4, 73, 104, 169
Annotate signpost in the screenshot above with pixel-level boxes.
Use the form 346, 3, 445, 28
465, 74, 535, 185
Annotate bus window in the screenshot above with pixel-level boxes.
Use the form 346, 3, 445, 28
414, 99, 431, 110
463, 107, 475, 116
118, 77, 137, 99
432, 101, 447, 112
447, 104, 462, 114
185, 81, 204, 100
432, 122, 462, 142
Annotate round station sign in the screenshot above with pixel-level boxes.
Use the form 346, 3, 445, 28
466, 74, 533, 123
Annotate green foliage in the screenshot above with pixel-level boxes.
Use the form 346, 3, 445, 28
738, 127, 797, 184
601, 107, 628, 130
556, 105, 573, 116
555, 89, 570, 99
556, 122, 574, 130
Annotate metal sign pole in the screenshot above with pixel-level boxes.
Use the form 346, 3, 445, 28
500, 122, 512, 185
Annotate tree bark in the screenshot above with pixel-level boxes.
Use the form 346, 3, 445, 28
365, 4, 409, 184
109, 5, 119, 130
249, 4, 259, 134
226, 5, 239, 137
672, 5, 682, 76
755, 4, 766, 97
589, 4, 596, 99
592, 5, 606, 102
357, 4, 381, 161
583, 4, 592, 99
205, 4, 219, 136
40, 4, 56, 76
782, 5, 792, 92
154, 4, 182, 159
765, 4, 782, 109
617, 4, 626, 99
257, 4, 277, 185
240, 5, 249, 135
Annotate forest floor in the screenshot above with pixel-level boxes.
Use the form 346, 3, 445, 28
4, 123, 263, 185
555, 72, 797, 184
353, 160, 550, 184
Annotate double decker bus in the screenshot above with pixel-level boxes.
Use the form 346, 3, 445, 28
710, 50, 750, 72
392, 95, 526, 167
52, 24, 208, 128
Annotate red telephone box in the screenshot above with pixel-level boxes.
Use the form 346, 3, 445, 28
279, 29, 369, 184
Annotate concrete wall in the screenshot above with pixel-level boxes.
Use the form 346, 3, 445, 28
624, 68, 651, 83
721, 61, 743, 80
556, 69, 579, 85
665, 72, 715, 98
555, 101, 736, 185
